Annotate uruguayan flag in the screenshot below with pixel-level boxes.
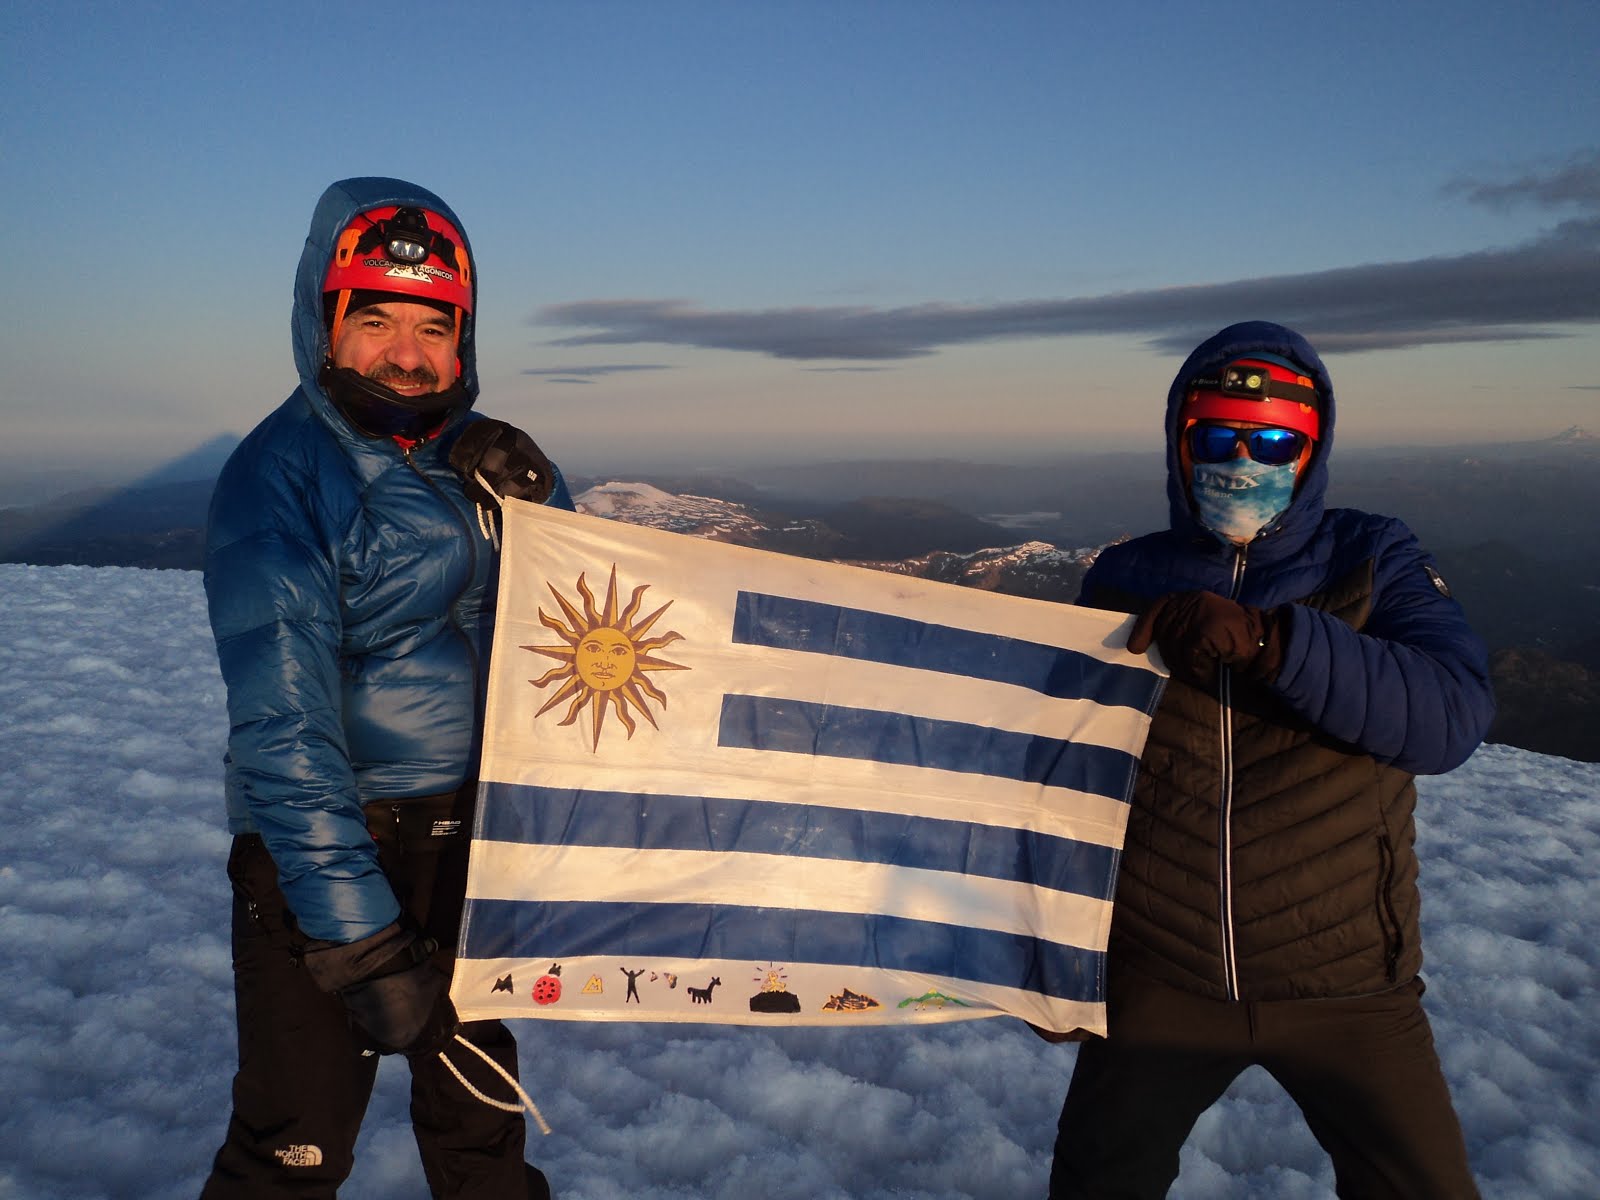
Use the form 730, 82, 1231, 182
454, 499, 1164, 1035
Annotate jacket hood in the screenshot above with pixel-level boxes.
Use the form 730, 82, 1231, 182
1163, 320, 1336, 554
292, 177, 480, 430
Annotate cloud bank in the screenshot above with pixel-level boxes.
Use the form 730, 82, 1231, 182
534, 153, 1600, 363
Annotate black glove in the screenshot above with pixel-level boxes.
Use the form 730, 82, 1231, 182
303, 922, 461, 1057
1127, 590, 1285, 687
450, 418, 555, 506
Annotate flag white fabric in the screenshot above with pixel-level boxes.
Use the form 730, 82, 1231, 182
453, 500, 1165, 1035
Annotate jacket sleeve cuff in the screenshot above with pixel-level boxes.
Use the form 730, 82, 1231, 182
301, 921, 415, 993
1245, 604, 1289, 683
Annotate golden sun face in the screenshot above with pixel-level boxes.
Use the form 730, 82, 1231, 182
524, 565, 688, 750
575, 627, 637, 692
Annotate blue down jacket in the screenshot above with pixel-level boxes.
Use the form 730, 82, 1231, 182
1078, 321, 1494, 1000
205, 177, 573, 944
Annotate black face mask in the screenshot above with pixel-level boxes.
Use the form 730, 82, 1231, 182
318, 364, 468, 440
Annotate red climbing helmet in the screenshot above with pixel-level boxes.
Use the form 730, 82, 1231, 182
323, 205, 473, 347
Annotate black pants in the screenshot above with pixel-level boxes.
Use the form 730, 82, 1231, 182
200, 794, 550, 1199
1050, 974, 1479, 1200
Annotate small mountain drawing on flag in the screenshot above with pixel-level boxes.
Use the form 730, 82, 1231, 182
749, 963, 801, 1013
821, 987, 881, 1012
897, 990, 973, 1010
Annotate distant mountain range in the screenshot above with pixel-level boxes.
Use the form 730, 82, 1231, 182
4, 433, 1596, 760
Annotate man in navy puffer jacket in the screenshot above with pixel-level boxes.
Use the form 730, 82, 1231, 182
200, 178, 570, 1198
1046, 322, 1492, 1198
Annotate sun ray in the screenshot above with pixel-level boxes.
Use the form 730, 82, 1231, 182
636, 649, 689, 673
635, 675, 668, 706
559, 691, 589, 726
588, 691, 610, 749
613, 695, 639, 738
536, 675, 585, 717
530, 663, 575, 688
627, 601, 676, 641
634, 625, 683, 655
619, 685, 659, 730
600, 566, 620, 628
527, 646, 577, 669
618, 583, 651, 630
546, 584, 588, 635
576, 573, 600, 626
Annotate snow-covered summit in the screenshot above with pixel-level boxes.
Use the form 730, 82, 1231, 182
850, 539, 1103, 602
576, 480, 776, 542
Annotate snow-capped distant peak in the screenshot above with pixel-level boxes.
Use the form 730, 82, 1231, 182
1550, 426, 1595, 443
574, 480, 769, 542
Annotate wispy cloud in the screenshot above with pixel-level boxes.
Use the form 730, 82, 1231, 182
535, 153, 1600, 362
522, 363, 674, 379
1445, 148, 1600, 212
800, 365, 895, 373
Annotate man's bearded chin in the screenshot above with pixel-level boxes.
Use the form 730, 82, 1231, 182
367, 363, 440, 390
319, 361, 467, 439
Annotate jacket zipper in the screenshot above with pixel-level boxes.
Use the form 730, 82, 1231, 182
400, 442, 484, 675
1218, 546, 1248, 1000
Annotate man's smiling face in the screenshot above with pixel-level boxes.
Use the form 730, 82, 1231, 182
330, 300, 458, 393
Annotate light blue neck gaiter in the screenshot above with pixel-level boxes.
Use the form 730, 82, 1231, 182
1190, 458, 1299, 544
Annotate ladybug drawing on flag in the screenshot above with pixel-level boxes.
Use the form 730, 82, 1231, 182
532, 963, 563, 1005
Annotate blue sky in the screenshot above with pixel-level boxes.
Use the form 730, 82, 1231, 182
4, 0, 1598, 487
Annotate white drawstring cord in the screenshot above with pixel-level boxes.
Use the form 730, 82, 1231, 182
438, 1033, 552, 1135
472, 469, 503, 550
474, 502, 501, 550
469, 465, 541, 550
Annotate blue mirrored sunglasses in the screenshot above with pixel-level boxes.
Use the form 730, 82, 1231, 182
1188, 422, 1307, 466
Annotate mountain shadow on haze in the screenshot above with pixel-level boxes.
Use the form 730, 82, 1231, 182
0, 436, 239, 571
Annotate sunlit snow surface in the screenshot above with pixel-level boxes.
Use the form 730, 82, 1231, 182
1, 564, 1595, 1199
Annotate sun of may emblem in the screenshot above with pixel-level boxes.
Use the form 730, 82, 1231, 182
524, 565, 688, 750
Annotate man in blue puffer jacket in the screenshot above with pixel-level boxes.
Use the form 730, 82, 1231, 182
1046, 322, 1493, 1198
200, 178, 571, 1197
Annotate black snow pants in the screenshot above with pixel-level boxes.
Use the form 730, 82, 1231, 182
1048, 971, 1479, 1199
199, 789, 550, 1199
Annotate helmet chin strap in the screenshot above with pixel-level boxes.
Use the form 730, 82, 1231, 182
319, 363, 467, 441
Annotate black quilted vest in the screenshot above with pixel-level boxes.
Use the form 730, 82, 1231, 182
1109, 559, 1423, 1002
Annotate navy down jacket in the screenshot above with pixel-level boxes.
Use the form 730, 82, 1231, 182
205, 178, 573, 943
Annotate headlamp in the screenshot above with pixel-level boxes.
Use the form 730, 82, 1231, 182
1223, 365, 1269, 397
348, 206, 460, 269
1189, 362, 1318, 408
382, 207, 434, 264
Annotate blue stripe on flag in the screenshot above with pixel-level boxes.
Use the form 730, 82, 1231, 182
477, 782, 1120, 900
718, 695, 1139, 800
732, 592, 1156, 710
461, 899, 1105, 1002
